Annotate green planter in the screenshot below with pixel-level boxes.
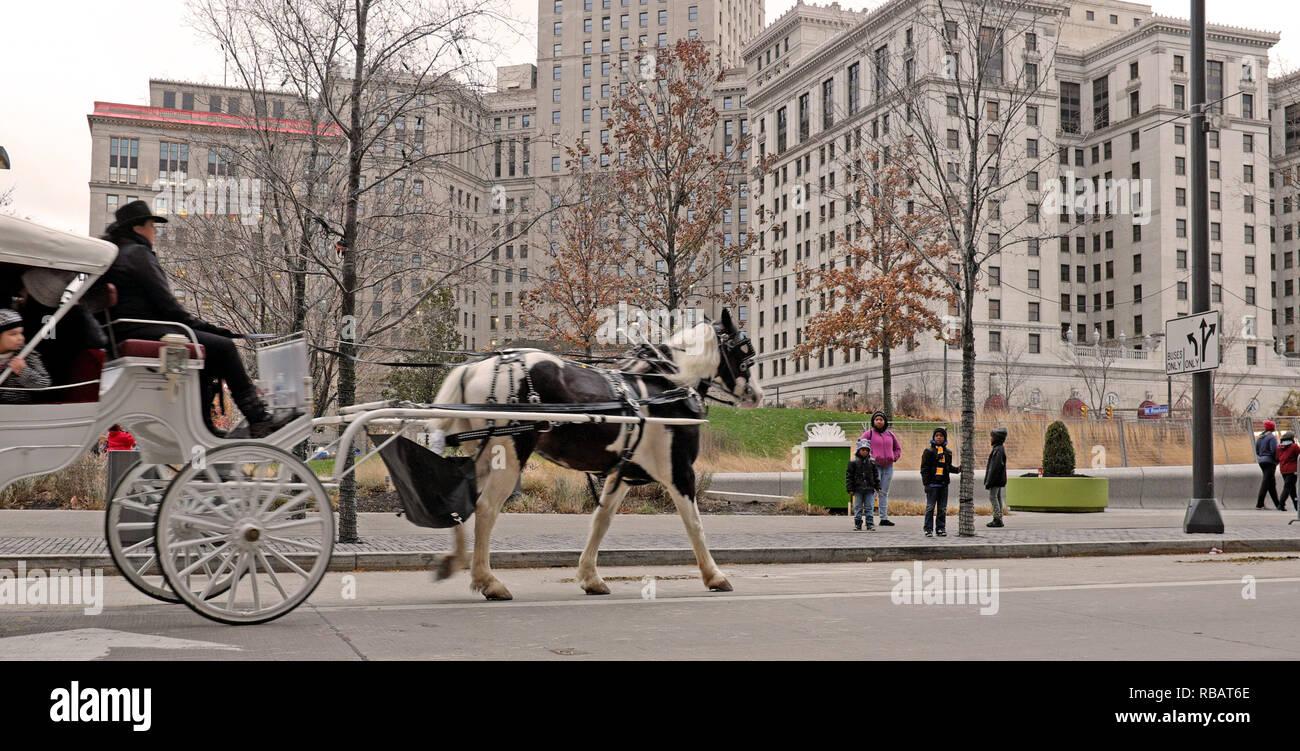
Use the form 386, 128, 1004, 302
1006, 476, 1109, 512
802, 442, 852, 510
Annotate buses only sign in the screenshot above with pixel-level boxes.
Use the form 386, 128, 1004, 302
1165, 311, 1221, 375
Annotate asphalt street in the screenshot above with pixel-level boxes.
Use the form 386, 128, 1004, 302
2, 553, 1299, 660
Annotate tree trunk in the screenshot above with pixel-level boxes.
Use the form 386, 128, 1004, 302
335, 2, 369, 544
881, 343, 893, 418
958, 259, 977, 537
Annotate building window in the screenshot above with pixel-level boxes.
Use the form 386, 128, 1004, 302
108, 137, 139, 184
1059, 82, 1081, 134
989, 331, 1002, 352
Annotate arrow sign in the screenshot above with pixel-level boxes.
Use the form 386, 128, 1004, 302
1166, 311, 1222, 375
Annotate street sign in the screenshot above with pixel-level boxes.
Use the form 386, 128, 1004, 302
1165, 311, 1221, 375
1141, 404, 1170, 417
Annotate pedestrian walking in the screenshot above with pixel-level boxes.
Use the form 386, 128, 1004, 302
919, 427, 960, 537
1277, 430, 1299, 512
846, 437, 880, 531
985, 426, 1008, 528
861, 410, 901, 527
1256, 420, 1280, 510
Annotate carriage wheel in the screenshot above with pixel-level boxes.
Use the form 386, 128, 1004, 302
105, 461, 235, 603
154, 443, 334, 625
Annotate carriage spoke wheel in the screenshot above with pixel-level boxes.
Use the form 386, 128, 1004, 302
106, 462, 237, 603
155, 444, 334, 625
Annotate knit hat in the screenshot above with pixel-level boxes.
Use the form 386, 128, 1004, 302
856, 437, 871, 451
932, 426, 948, 442
1264, 420, 1276, 431
0, 308, 22, 335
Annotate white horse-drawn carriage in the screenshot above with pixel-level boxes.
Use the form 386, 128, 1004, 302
2, 214, 759, 625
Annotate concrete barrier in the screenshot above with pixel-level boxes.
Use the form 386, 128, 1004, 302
707, 464, 1273, 510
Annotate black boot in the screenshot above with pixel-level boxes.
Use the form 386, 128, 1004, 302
234, 391, 301, 439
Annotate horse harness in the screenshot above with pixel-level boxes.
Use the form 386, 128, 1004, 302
443, 351, 697, 482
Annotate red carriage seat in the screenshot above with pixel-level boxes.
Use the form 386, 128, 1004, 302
116, 339, 206, 360
57, 349, 107, 403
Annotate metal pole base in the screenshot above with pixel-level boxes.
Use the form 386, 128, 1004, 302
1183, 497, 1224, 533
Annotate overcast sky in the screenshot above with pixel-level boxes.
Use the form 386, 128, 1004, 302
2, 0, 1298, 233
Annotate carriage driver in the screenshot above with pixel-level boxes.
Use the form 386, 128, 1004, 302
100, 200, 299, 438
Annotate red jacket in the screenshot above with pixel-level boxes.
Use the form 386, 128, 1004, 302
106, 429, 136, 451
1278, 442, 1300, 475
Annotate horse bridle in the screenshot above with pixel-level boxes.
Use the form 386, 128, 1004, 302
702, 322, 756, 406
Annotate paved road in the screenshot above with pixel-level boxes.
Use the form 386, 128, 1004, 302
3, 553, 1298, 660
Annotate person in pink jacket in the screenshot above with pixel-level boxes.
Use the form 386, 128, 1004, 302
860, 410, 902, 527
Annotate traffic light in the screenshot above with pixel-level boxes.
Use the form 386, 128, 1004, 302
1106, 405, 1114, 420
1080, 405, 1088, 418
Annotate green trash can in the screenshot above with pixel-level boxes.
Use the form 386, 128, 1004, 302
802, 439, 854, 512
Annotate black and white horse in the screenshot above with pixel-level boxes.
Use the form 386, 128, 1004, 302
427, 309, 760, 600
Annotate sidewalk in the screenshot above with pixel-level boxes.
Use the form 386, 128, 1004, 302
3, 508, 1299, 571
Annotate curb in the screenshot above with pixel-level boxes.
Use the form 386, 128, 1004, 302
5, 536, 1300, 574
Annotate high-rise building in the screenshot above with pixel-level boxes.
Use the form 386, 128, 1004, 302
741, 0, 1289, 414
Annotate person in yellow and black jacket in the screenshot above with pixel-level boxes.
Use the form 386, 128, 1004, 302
919, 426, 961, 537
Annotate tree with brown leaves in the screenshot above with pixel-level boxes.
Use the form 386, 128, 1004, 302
796, 143, 954, 417
606, 39, 764, 314
519, 142, 631, 355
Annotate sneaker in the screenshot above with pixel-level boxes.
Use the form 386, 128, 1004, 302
866, 524, 875, 531
879, 519, 895, 527
854, 522, 862, 531
987, 519, 1005, 528
924, 531, 933, 537
936, 530, 947, 537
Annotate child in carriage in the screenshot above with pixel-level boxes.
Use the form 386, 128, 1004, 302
0, 308, 50, 403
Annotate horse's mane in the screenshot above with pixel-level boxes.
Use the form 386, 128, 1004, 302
612, 322, 718, 388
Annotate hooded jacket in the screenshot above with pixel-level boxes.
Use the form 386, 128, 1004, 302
1278, 432, 1299, 475
846, 444, 880, 494
1256, 430, 1279, 465
861, 410, 902, 469
985, 427, 1008, 489
920, 427, 961, 486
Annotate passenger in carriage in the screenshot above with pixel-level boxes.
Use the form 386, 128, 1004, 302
0, 308, 50, 404
13, 267, 109, 387
99, 200, 299, 438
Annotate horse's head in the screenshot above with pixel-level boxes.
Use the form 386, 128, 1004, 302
707, 309, 761, 408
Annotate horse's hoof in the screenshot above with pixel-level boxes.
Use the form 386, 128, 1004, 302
432, 553, 460, 581
581, 580, 611, 595
706, 575, 733, 592
481, 581, 513, 601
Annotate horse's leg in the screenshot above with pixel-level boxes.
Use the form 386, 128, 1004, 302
576, 475, 632, 595
661, 474, 732, 592
468, 438, 522, 601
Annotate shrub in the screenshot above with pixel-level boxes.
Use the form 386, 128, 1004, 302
1042, 420, 1076, 477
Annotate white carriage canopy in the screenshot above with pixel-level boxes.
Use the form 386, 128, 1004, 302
0, 213, 117, 274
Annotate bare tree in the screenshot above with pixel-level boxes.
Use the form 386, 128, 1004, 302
1059, 335, 1119, 414
989, 338, 1029, 409
189, 0, 538, 542
858, 0, 1064, 535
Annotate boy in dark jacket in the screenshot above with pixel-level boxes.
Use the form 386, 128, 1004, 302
846, 437, 881, 530
919, 427, 961, 536
985, 427, 1009, 527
